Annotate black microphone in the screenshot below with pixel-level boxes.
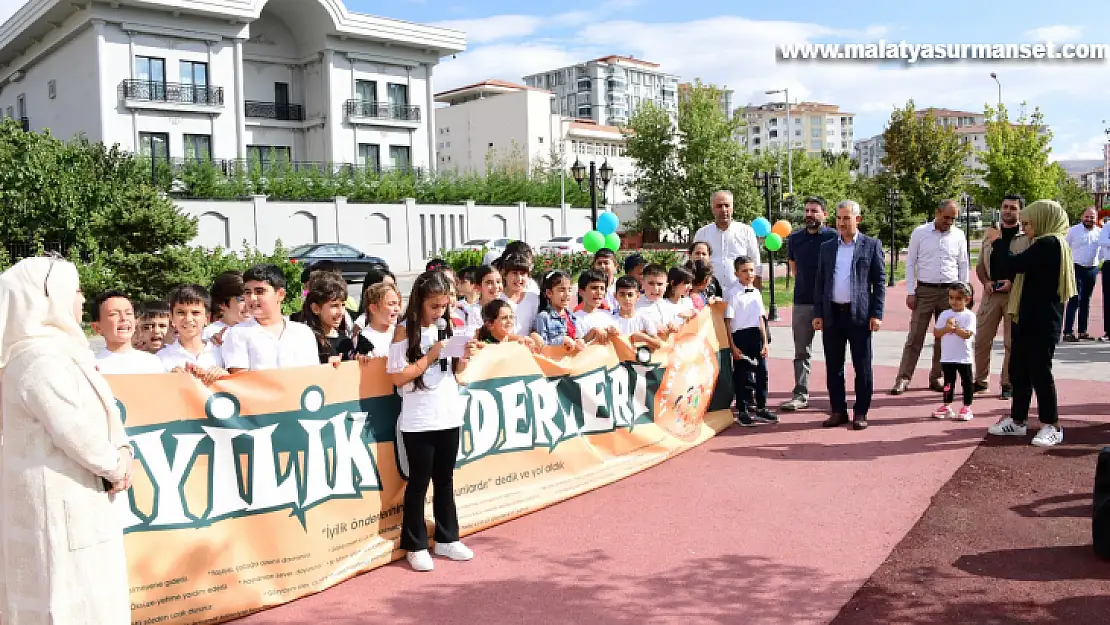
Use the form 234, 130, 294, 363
436, 318, 448, 371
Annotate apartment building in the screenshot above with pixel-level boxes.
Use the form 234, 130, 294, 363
0, 0, 465, 171
522, 55, 679, 127
737, 101, 855, 156
434, 79, 635, 204
854, 134, 886, 178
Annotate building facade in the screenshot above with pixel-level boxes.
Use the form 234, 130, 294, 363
522, 55, 678, 127
853, 134, 886, 178
0, 0, 464, 171
737, 101, 855, 156
433, 79, 635, 204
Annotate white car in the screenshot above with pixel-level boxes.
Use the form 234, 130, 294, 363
454, 238, 509, 254
538, 236, 586, 255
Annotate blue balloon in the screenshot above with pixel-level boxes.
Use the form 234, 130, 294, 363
751, 217, 772, 237
597, 211, 620, 236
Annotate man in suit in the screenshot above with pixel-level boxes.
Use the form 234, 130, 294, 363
813, 200, 887, 430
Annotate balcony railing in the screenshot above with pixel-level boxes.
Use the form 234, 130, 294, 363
119, 80, 224, 105
244, 101, 305, 121
344, 100, 421, 122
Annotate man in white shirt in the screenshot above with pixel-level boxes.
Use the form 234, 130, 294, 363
91, 290, 164, 374
222, 265, 319, 372
891, 199, 970, 395
693, 190, 763, 293
1063, 207, 1102, 341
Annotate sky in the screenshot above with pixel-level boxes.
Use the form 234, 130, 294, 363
2, 0, 1109, 160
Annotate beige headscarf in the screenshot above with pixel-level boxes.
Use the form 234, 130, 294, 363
0, 257, 125, 438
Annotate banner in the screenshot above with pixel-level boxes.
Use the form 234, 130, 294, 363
113, 307, 734, 625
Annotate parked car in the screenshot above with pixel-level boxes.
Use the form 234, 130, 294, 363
287, 243, 387, 282
538, 236, 586, 255
454, 238, 510, 254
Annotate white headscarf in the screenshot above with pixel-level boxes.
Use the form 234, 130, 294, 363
0, 256, 91, 371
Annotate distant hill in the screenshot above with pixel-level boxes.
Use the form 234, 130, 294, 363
1055, 159, 1102, 175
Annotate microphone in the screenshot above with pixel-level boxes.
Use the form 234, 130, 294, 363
436, 317, 448, 371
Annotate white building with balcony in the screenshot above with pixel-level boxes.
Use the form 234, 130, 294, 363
737, 101, 855, 156
0, 0, 465, 171
522, 55, 678, 127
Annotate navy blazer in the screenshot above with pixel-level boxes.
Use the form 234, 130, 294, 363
813, 233, 886, 327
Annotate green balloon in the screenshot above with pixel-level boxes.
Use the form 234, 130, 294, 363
583, 230, 605, 253
604, 232, 621, 251
764, 232, 783, 251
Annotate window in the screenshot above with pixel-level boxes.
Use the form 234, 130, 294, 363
794, 129, 802, 137
794, 117, 802, 124
810, 140, 821, 150
811, 128, 820, 138
179, 60, 209, 103
538, 137, 544, 144
359, 143, 380, 171
136, 56, 166, 100
356, 79, 377, 103
16, 94, 25, 119
138, 132, 169, 164
387, 83, 409, 107
5, 106, 11, 118
247, 145, 291, 170
389, 145, 411, 170
47, 80, 56, 99
183, 134, 211, 161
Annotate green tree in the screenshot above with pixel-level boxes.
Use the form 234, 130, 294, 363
972, 104, 1057, 209
882, 100, 970, 219
756, 149, 853, 221
1053, 164, 1095, 220
625, 80, 759, 241
853, 171, 918, 270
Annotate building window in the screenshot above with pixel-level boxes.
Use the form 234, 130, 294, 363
356, 79, 377, 104
538, 137, 544, 144
47, 80, 56, 99
5, 106, 11, 118
358, 143, 380, 171
16, 94, 25, 119
247, 145, 291, 169
183, 134, 211, 162
135, 56, 166, 100
387, 83, 409, 107
389, 145, 411, 170
179, 60, 209, 103
138, 132, 170, 164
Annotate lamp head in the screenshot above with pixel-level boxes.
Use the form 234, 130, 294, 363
599, 159, 613, 185
753, 171, 763, 188
570, 158, 586, 185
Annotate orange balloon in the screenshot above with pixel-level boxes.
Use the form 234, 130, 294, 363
771, 220, 792, 238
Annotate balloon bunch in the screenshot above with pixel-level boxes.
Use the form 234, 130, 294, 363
583, 212, 622, 253
751, 217, 792, 251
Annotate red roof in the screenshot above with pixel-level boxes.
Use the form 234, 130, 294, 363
434, 79, 551, 98
591, 54, 660, 68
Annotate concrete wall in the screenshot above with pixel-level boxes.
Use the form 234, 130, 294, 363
178, 197, 597, 272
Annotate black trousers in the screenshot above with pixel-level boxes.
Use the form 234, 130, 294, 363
400, 427, 461, 552
1010, 328, 1058, 425
822, 306, 874, 418
941, 363, 973, 405
731, 328, 767, 412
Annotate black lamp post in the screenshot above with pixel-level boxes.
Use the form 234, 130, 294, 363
887, 187, 899, 286
753, 169, 781, 321
571, 158, 613, 230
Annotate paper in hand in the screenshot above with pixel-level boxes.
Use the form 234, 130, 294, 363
444, 331, 474, 358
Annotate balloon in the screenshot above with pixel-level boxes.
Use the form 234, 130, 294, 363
604, 232, 621, 251
764, 232, 783, 251
772, 220, 792, 238
597, 211, 620, 236
751, 217, 772, 237
583, 230, 605, 253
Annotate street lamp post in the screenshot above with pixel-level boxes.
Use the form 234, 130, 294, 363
765, 88, 793, 195
989, 72, 1001, 108
753, 169, 781, 321
887, 187, 899, 287
571, 157, 613, 230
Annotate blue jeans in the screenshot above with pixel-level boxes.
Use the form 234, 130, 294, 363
1064, 264, 1099, 335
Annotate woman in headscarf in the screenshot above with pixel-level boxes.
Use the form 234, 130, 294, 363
984, 200, 1077, 447
0, 256, 133, 624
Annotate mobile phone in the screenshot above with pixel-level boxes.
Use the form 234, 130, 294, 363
993, 281, 1005, 290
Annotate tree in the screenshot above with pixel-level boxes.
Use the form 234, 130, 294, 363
625, 80, 759, 241
972, 104, 1057, 209
853, 171, 918, 272
756, 149, 853, 221
881, 100, 970, 219
1053, 164, 1095, 220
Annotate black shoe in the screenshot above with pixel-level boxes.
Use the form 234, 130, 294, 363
822, 412, 850, 428
752, 409, 779, 424
973, 381, 990, 394
853, 418, 869, 430
734, 411, 756, 427
999, 385, 1012, 400
1063, 333, 1079, 343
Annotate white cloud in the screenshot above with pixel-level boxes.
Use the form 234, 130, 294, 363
1025, 25, 1084, 42
432, 15, 542, 44
1051, 133, 1106, 161
0, 0, 30, 26
433, 42, 584, 91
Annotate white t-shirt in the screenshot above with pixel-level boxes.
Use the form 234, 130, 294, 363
611, 311, 657, 336
724, 284, 765, 332
157, 340, 224, 371
693, 221, 763, 292
359, 325, 395, 358
202, 321, 228, 341
501, 291, 540, 336
94, 348, 164, 375
935, 309, 976, 364
221, 317, 319, 371
386, 325, 465, 432
636, 297, 675, 328
574, 309, 617, 337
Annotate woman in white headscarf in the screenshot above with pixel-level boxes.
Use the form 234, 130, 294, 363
0, 256, 133, 624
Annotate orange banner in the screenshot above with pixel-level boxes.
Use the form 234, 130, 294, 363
113, 306, 734, 625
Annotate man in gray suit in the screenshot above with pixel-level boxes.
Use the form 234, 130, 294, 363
813, 200, 887, 430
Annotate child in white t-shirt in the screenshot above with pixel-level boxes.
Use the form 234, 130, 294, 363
613, 276, 662, 349
573, 270, 618, 344
933, 282, 977, 421
498, 253, 540, 337
204, 270, 251, 344
465, 265, 503, 332
158, 284, 227, 383
222, 264, 318, 372
91, 290, 164, 374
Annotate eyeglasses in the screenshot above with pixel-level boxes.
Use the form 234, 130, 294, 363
42, 251, 63, 297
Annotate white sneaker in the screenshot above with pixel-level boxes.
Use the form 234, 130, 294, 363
433, 541, 474, 561
932, 405, 954, 419
955, 406, 974, 421
406, 550, 434, 572
1031, 424, 1063, 447
987, 417, 1027, 437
